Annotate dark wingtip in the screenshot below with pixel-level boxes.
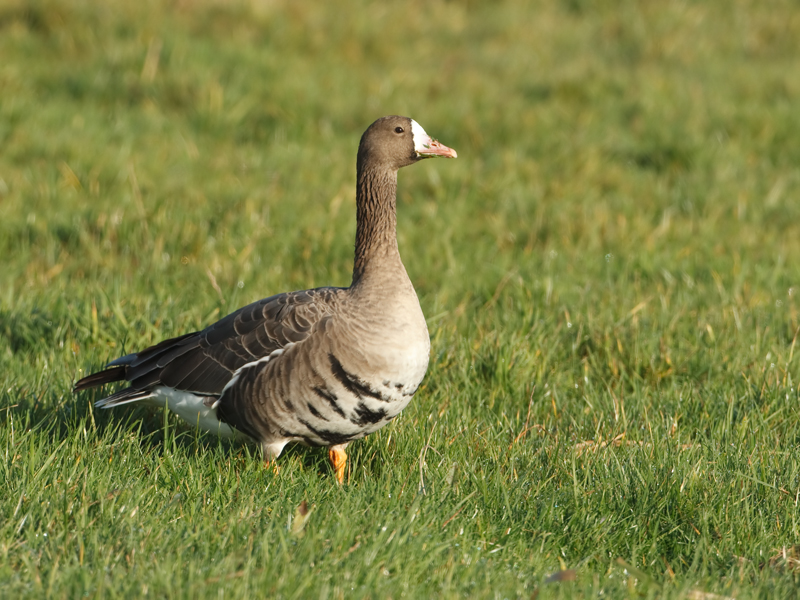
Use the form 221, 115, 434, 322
73, 366, 127, 393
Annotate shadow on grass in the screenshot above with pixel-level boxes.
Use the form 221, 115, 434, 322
4, 383, 337, 480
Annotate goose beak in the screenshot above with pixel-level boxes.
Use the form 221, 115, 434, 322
411, 120, 457, 159
415, 136, 458, 159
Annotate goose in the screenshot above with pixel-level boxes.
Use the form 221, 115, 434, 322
73, 115, 457, 483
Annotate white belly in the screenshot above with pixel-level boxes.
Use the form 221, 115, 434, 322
151, 386, 239, 438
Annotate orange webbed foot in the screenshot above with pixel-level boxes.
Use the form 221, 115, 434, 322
328, 445, 348, 484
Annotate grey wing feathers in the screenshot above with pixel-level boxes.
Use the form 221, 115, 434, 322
74, 288, 337, 401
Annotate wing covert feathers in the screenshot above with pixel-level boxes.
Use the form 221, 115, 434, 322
73, 289, 336, 401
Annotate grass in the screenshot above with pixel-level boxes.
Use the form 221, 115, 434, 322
2, 0, 800, 597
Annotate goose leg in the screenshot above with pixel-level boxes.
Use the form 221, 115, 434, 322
328, 444, 348, 484
262, 442, 284, 474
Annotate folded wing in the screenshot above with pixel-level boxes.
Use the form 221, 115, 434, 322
73, 288, 338, 405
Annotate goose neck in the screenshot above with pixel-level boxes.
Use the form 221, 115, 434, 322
351, 166, 402, 284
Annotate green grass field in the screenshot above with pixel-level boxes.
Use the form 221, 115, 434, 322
2, 0, 800, 597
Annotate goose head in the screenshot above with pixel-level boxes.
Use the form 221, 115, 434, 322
357, 116, 457, 172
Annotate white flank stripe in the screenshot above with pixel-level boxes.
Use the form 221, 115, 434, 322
220, 343, 294, 397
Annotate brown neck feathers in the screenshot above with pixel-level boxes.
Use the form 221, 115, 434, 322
351, 165, 400, 284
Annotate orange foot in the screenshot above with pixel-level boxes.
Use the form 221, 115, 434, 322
328, 445, 348, 484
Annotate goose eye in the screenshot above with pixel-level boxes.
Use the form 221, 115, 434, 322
394, 126, 404, 134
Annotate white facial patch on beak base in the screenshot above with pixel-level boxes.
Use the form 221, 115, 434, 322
411, 119, 431, 155
411, 119, 458, 159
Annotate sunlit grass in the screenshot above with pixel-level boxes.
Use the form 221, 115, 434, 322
2, 0, 800, 597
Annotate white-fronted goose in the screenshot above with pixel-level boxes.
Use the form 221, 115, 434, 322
74, 116, 457, 483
